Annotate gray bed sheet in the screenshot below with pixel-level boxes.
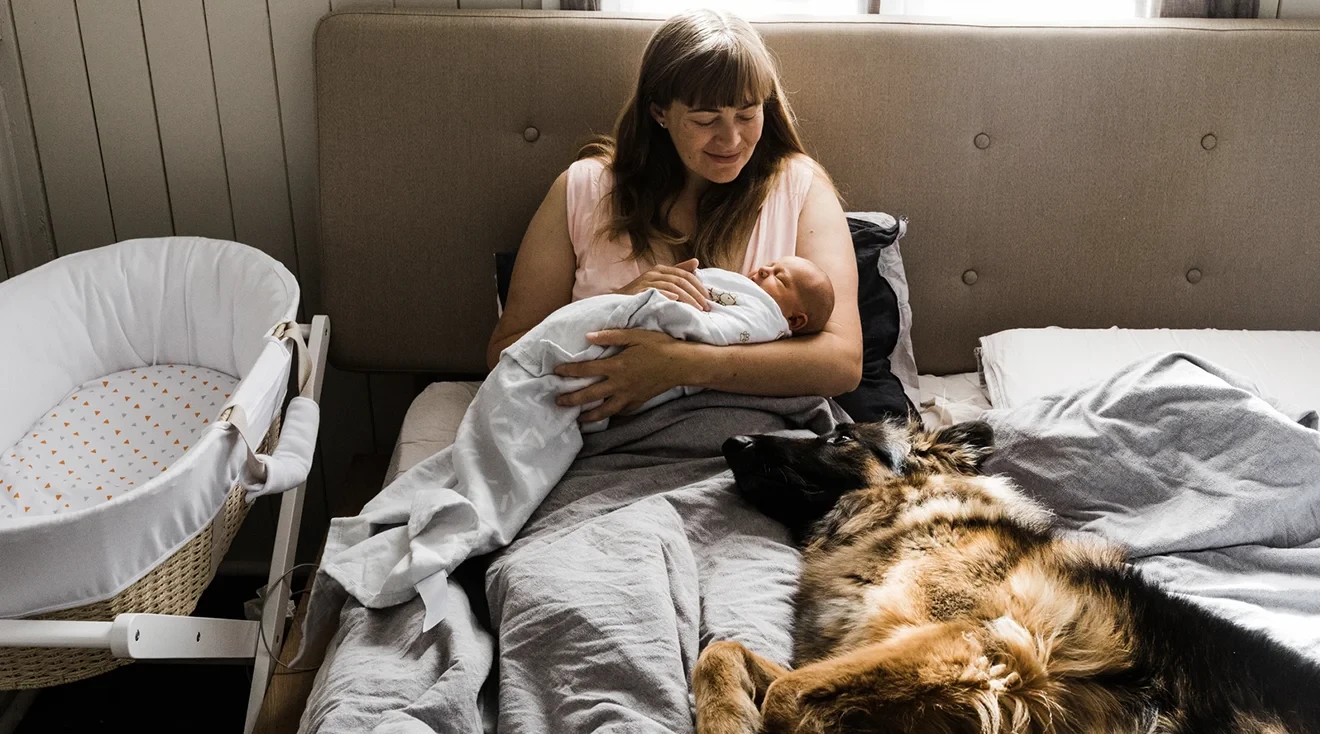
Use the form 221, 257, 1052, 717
299, 392, 845, 733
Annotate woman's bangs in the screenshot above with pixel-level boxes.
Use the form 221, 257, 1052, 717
676, 42, 774, 111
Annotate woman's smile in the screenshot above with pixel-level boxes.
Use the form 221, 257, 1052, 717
705, 150, 742, 164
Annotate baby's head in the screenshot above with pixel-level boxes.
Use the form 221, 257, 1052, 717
748, 256, 835, 335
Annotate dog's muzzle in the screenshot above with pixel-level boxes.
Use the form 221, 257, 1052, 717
723, 435, 753, 454
722, 435, 756, 469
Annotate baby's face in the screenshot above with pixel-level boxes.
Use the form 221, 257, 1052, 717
749, 253, 828, 331
749, 257, 810, 317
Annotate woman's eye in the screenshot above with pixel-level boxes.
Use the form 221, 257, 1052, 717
737, 115, 756, 123
827, 435, 853, 446
694, 119, 716, 127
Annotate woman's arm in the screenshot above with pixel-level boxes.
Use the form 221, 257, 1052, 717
555, 173, 863, 421
485, 171, 577, 369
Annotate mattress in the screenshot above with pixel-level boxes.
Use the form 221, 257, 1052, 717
1, 364, 237, 520
384, 381, 481, 487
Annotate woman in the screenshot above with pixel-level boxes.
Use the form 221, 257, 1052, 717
487, 9, 862, 421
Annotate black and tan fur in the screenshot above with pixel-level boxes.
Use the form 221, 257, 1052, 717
695, 421, 1320, 733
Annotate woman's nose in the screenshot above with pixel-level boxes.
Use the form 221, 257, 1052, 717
715, 119, 739, 146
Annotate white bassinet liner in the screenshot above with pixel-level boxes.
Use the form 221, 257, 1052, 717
1, 364, 239, 518
0, 238, 300, 618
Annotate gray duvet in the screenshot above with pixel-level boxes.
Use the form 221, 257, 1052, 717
299, 393, 845, 734
300, 352, 1320, 733
983, 352, 1320, 659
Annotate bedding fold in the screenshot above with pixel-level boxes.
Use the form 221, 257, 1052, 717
984, 352, 1320, 658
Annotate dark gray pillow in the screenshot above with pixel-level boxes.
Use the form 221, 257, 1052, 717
832, 214, 917, 423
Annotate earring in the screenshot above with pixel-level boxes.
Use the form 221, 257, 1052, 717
660, 121, 667, 128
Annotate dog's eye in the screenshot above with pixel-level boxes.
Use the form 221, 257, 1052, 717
826, 435, 853, 446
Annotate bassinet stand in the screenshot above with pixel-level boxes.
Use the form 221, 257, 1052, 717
0, 315, 330, 734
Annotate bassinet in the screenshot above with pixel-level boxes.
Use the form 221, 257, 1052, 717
0, 237, 328, 733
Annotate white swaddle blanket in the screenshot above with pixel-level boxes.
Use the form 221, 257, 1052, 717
317, 269, 789, 628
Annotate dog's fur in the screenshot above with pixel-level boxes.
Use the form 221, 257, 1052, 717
694, 420, 1320, 734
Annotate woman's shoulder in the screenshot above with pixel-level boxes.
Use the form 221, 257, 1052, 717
566, 156, 614, 208
565, 156, 616, 254
568, 155, 611, 185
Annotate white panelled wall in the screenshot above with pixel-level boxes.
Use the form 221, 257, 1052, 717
0, 0, 546, 567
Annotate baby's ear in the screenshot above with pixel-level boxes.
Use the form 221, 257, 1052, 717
787, 312, 808, 332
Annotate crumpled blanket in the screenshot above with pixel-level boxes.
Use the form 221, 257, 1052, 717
984, 352, 1320, 659
298, 391, 846, 733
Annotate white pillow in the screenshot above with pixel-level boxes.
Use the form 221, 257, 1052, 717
979, 327, 1320, 415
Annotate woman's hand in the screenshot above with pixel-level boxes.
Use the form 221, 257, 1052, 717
554, 330, 698, 422
614, 258, 710, 311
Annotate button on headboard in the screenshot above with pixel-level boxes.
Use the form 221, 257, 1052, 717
316, 10, 1320, 375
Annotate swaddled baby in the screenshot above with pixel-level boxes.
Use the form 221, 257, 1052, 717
316, 257, 836, 629
726, 255, 836, 335
608, 256, 835, 423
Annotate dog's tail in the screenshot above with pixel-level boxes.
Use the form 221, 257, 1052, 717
971, 550, 1140, 734
765, 547, 1142, 733
972, 617, 1135, 733
756, 619, 1082, 734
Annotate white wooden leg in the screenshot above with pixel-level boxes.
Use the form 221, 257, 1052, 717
244, 484, 305, 734
244, 315, 329, 734
0, 616, 259, 660
0, 620, 113, 649
110, 614, 259, 659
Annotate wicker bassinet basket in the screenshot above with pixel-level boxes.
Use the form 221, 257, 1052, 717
0, 417, 281, 690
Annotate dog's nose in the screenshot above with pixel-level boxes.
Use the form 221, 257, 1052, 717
723, 436, 754, 456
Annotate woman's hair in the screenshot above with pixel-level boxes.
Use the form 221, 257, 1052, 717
577, 10, 808, 270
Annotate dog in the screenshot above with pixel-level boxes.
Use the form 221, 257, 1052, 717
693, 420, 1320, 734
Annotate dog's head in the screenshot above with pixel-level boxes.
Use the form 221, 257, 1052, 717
722, 420, 994, 539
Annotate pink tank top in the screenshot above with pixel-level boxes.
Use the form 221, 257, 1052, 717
565, 155, 817, 301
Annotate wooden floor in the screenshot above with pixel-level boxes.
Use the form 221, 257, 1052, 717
252, 581, 318, 734
254, 453, 392, 734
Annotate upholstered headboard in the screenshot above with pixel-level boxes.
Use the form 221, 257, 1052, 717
315, 10, 1320, 375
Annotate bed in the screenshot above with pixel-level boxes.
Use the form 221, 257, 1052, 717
290, 9, 1320, 733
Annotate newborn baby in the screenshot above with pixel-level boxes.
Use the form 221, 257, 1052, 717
715, 255, 835, 336
618, 255, 836, 420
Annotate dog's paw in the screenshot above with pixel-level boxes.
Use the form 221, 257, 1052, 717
961, 655, 1021, 693
696, 700, 760, 734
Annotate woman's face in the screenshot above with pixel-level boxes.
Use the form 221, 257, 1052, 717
651, 100, 764, 186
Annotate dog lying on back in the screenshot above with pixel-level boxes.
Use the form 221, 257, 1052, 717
694, 420, 1320, 734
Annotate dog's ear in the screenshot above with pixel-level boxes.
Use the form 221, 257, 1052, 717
920, 420, 994, 473
934, 421, 994, 455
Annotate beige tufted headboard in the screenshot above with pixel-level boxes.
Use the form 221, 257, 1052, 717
315, 10, 1320, 376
